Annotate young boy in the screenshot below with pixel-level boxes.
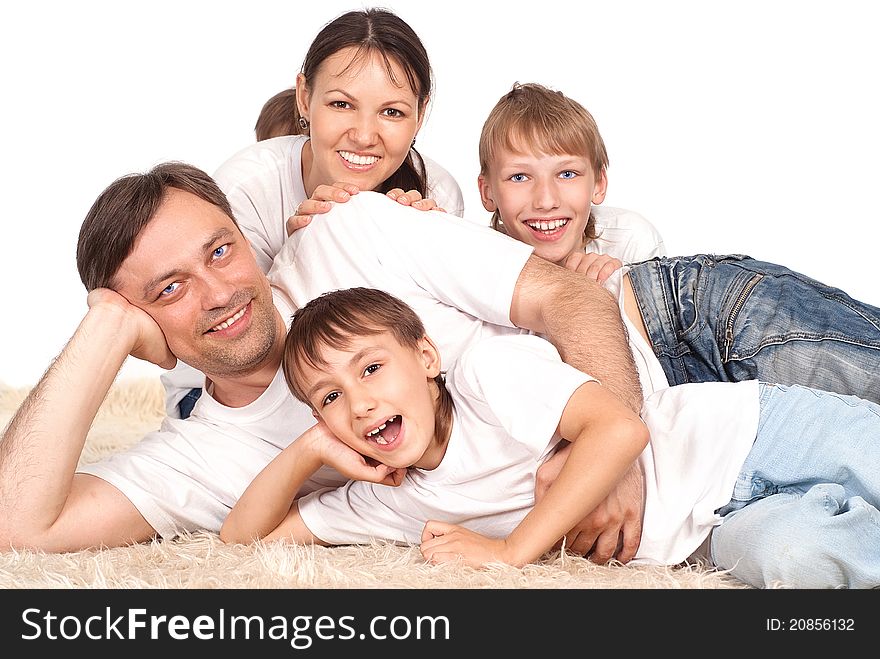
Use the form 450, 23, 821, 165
222, 287, 880, 589
478, 82, 665, 282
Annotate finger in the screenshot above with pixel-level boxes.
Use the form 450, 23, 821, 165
313, 184, 353, 203
588, 530, 621, 564
597, 260, 623, 284
411, 199, 437, 211
614, 519, 642, 564
297, 199, 332, 215
286, 214, 313, 236
567, 530, 599, 556
385, 188, 405, 201
332, 181, 360, 195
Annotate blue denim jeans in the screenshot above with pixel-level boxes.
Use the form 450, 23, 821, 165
710, 382, 880, 588
178, 387, 203, 419
627, 254, 880, 403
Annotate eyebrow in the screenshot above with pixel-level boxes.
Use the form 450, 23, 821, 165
305, 346, 382, 401
324, 88, 415, 110
140, 228, 234, 299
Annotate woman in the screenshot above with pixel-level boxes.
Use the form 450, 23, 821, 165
213, 7, 464, 273
171, 8, 463, 418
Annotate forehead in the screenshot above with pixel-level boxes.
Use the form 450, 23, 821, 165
493, 145, 590, 168
113, 188, 238, 294
314, 46, 414, 93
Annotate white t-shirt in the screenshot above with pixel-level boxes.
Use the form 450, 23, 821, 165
213, 135, 466, 274
268, 191, 534, 371
160, 137, 467, 414
83, 195, 533, 539
78, 294, 347, 539
299, 334, 760, 566
588, 205, 667, 264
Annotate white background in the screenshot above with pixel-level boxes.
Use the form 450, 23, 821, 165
2, 0, 878, 388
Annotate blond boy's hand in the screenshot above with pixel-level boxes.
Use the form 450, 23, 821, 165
563, 252, 623, 284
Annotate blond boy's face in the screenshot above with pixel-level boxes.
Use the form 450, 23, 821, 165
478, 148, 607, 266
297, 331, 444, 470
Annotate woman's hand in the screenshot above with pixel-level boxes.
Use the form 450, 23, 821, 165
562, 252, 623, 284
286, 184, 446, 237
286, 182, 361, 236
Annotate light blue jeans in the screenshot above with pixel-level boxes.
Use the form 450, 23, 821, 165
710, 382, 880, 588
627, 254, 880, 403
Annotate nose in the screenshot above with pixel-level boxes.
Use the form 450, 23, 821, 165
349, 382, 377, 419
199, 269, 237, 311
532, 177, 561, 211
348, 112, 379, 148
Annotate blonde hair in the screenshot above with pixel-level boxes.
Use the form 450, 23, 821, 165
478, 82, 608, 243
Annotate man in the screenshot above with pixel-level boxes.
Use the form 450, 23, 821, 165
0, 162, 642, 555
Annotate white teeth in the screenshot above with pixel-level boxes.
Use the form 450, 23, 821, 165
210, 306, 246, 332
527, 219, 568, 232
366, 416, 398, 440
339, 150, 379, 166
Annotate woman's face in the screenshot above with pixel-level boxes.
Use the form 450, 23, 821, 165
298, 46, 425, 196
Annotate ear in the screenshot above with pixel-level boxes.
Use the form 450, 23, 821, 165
477, 174, 497, 212
415, 95, 430, 134
419, 335, 442, 378
592, 167, 608, 205
295, 73, 310, 120
311, 409, 321, 422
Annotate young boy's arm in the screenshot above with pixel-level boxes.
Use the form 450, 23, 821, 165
420, 381, 649, 568
220, 421, 404, 545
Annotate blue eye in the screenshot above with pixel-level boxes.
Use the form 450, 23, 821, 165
559, 170, 577, 179
212, 244, 228, 259
322, 391, 340, 406
510, 173, 528, 183
160, 282, 180, 297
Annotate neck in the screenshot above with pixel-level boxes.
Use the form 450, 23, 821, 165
300, 139, 316, 198
207, 309, 287, 408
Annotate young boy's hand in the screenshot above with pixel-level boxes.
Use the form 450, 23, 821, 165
420, 521, 513, 568
310, 420, 406, 487
563, 252, 623, 284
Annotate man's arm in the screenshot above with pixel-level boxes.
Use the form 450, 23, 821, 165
0, 290, 174, 551
510, 254, 642, 412
510, 255, 646, 563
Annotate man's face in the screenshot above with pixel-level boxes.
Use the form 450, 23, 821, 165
113, 188, 278, 378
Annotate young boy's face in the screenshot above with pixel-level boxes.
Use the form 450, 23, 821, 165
297, 330, 444, 470
478, 148, 607, 266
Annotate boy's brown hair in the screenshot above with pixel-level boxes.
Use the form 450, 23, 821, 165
478, 82, 608, 242
255, 88, 297, 141
283, 287, 453, 447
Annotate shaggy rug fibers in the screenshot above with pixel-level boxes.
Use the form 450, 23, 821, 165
0, 378, 748, 590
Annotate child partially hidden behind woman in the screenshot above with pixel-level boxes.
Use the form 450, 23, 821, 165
222, 286, 880, 589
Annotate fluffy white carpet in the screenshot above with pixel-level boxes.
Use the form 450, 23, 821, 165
0, 378, 748, 589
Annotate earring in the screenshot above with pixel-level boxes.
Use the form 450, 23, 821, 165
411, 136, 416, 148
298, 117, 309, 131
